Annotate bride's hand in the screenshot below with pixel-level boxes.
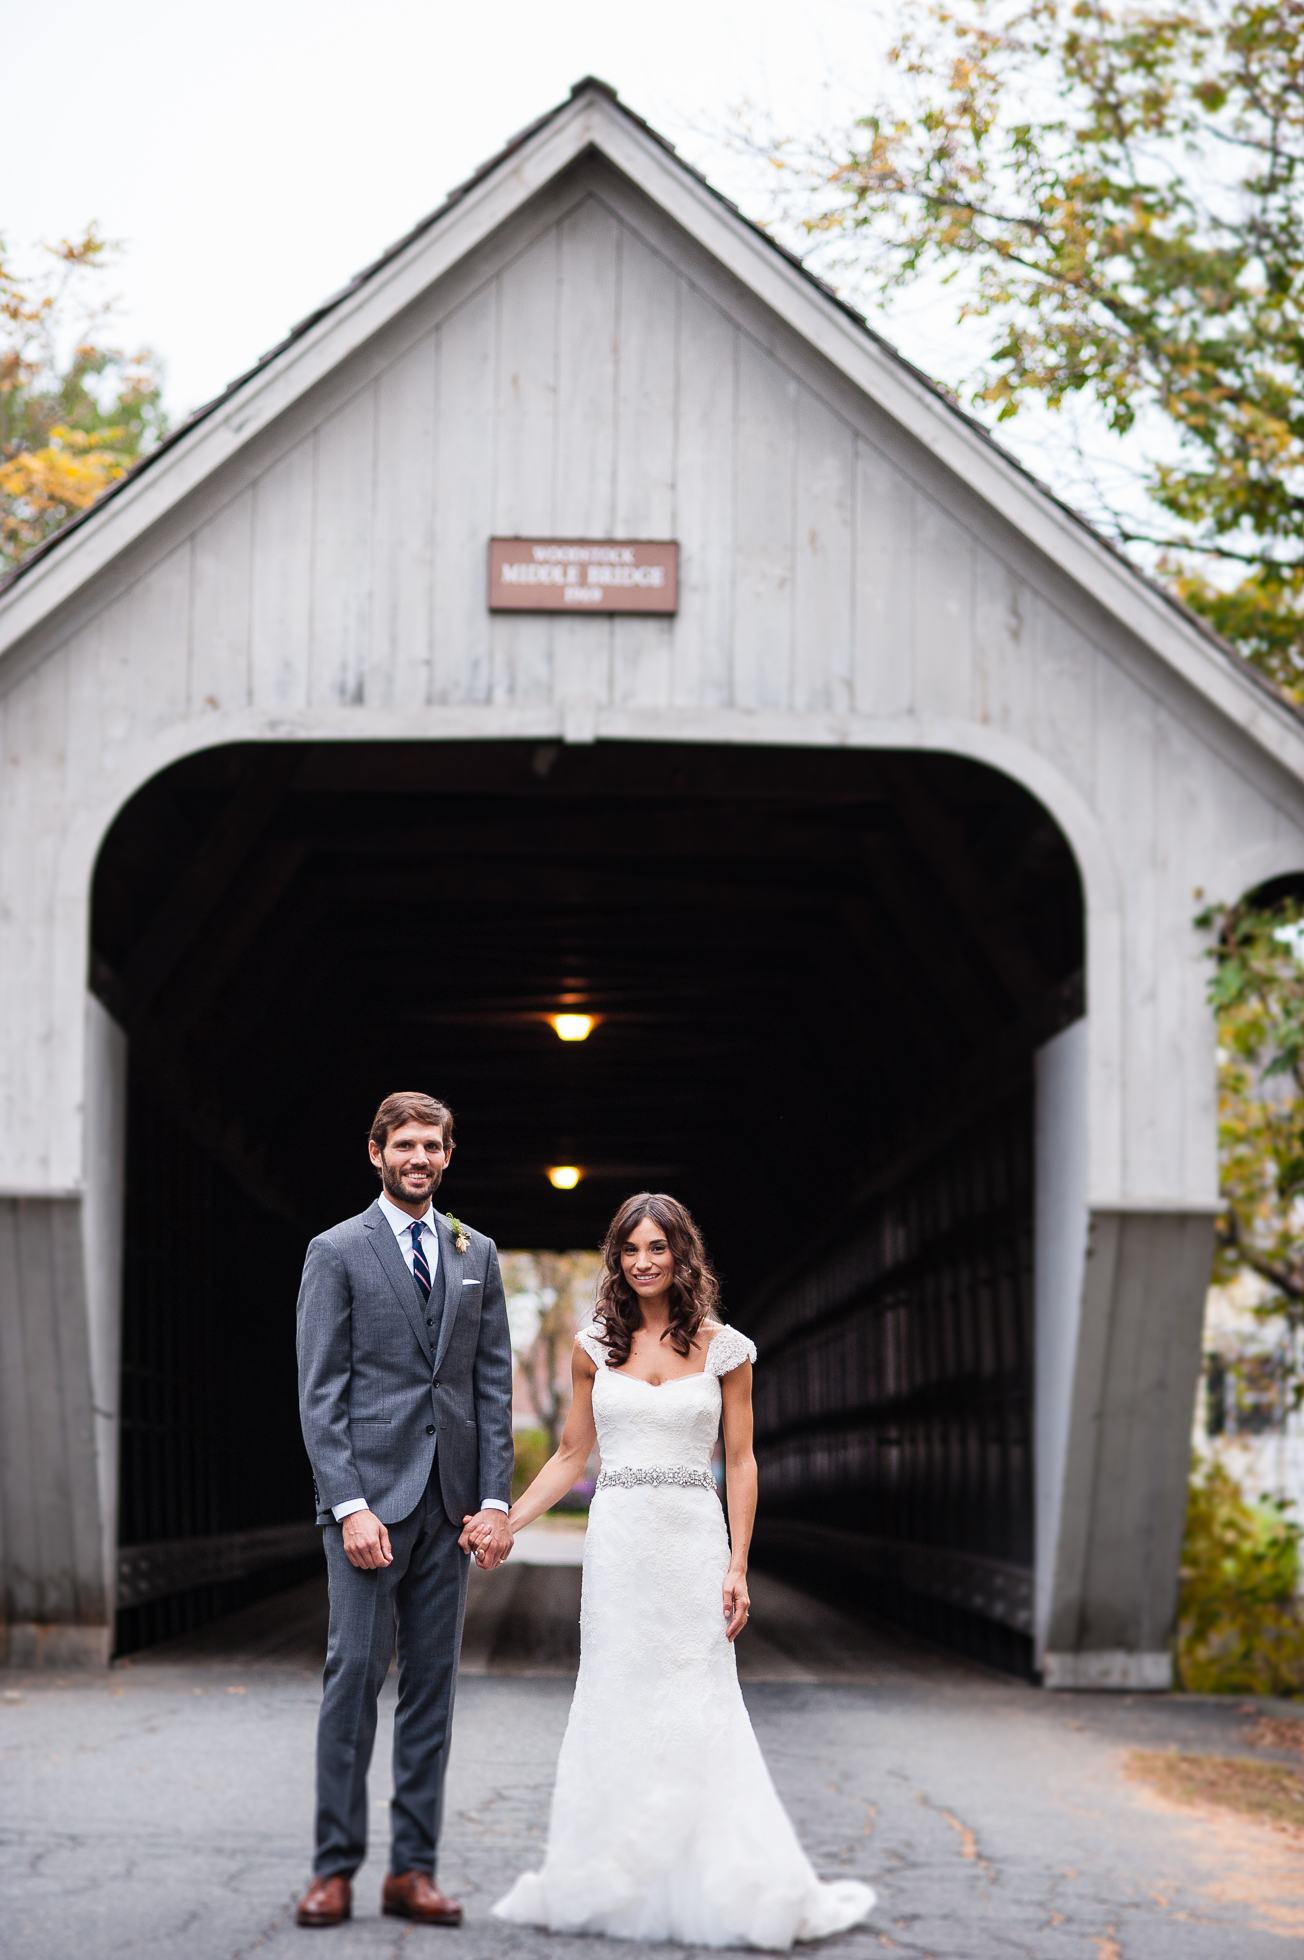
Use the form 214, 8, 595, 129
723, 1570, 750, 1642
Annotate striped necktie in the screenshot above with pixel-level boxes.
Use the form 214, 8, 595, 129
410, 1219, 432, 1299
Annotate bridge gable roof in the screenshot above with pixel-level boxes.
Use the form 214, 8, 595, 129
1, 75, 1301, 780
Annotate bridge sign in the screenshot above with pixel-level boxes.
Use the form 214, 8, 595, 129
488, 538, 678, 613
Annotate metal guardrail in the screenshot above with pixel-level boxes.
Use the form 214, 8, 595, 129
116, 1524, 322, 1608
754, 1520, 1032, 1633
750, 1086, 1036, 1648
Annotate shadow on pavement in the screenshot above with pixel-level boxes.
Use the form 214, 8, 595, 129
135, 1561, 944, 1683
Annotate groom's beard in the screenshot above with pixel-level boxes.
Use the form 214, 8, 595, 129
380, 1159, 444, 1207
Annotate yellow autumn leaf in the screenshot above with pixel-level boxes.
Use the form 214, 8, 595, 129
0, 441, 127, 514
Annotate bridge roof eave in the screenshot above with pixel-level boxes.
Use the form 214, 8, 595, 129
1, 78, 1302, 790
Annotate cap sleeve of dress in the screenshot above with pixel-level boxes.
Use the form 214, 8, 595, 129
575, 1324, 610, 1367
706, 1326, 758, 1376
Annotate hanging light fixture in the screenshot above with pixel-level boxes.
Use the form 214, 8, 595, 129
547, 1166, 583, 1190
550, 1013, 596, 1042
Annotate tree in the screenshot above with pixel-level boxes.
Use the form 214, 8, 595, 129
520, 1268, 573, 1454
1178, 898, 1304, 1683
1, 226, 166, 576
1200, 894, 1304, 1335
763, 0, 1304, 696
1177, 1454, 1304, 1692
502, 1250, 602, 1453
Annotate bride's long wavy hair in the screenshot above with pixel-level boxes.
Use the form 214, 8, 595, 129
594, 1192, 722, 1367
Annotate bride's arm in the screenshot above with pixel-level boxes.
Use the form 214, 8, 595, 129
505, 1342, 599, 1534
720, 1361, 756, 1642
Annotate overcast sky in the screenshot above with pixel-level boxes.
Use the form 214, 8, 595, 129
5, 0, 1162, 543
4, 0, 887, 419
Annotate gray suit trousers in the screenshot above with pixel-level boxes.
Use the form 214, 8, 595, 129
315, 1467, 469, 1878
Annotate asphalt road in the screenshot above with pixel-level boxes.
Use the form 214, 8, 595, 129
2, 1551, 1302, 1959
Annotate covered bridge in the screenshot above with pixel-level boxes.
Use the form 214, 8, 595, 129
2, 79, 1302, 1685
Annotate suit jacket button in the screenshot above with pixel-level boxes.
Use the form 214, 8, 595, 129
433, 1377, 440, 1388
426, 1317, 433, 1326
426, 1424, 436, 1436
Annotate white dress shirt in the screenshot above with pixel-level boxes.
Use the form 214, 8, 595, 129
377, 1189, 441, 1282
331, 1194, 509, 1521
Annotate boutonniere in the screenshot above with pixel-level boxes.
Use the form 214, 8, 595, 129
446, 1215, 471, 1254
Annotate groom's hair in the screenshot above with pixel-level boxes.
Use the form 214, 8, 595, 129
369, 1091, 455, 1154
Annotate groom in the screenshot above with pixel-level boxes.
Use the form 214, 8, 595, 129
295, 1091, 515, 1928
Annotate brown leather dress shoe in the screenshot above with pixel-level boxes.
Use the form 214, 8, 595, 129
382, 1871, 463, 1924
296, 1874, 352, 1926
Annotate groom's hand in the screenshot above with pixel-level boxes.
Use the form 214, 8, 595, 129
459, 1510, 513, 1570
342, 1510, 393, 1570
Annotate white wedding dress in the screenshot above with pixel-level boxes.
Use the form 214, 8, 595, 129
492, 1325, 875, 1949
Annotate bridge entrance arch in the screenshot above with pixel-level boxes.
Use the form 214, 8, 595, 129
93, 735, 1082, 1670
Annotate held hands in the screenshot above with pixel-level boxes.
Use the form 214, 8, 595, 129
459, 1509, 514, 1570
342, 1509, 393, 1570
723, 1568, 750, 1642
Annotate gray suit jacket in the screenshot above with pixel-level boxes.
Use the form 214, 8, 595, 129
296, 1200, 515, 1528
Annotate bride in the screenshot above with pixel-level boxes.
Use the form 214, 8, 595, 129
475, 1192, 875, 1950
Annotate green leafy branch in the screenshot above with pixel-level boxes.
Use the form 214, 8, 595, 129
1, 226, 167, 574
1199, 892, 1304, 1317
761, 0, 1304, 696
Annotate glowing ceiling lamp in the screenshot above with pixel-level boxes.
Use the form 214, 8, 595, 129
550, 1013, 596, 1042
547, 1165, 583, 1190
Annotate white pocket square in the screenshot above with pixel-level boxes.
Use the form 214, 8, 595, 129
461, 1278, 481, 1286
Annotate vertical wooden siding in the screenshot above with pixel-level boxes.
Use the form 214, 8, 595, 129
33, 191, 1107, 733
12, 187, 1274, 775
0, 1199, 104, 1628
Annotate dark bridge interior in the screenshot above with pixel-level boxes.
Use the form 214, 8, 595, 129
91, 739, 1083, 1666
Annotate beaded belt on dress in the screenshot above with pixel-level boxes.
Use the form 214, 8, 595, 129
594, 1465, 716, 1492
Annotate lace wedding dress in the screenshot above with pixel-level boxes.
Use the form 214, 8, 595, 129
492, 1325, 875, 1949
